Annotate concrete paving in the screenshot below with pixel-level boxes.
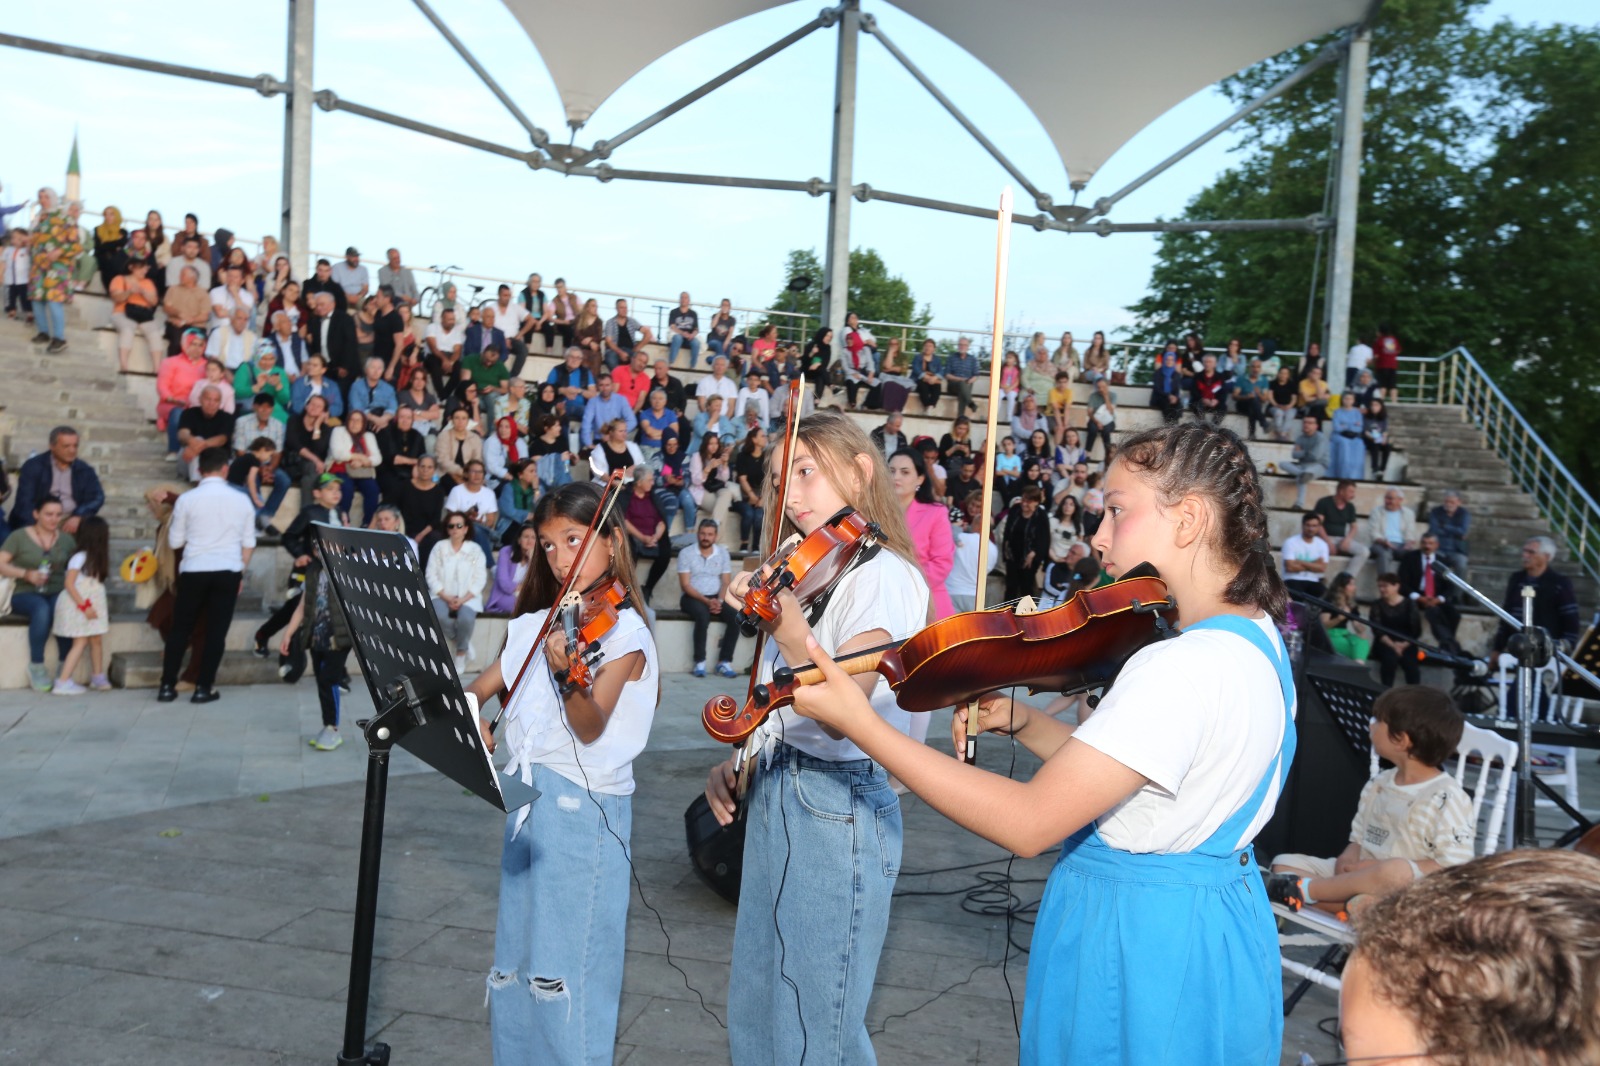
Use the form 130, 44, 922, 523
6, 669, 1591, 1064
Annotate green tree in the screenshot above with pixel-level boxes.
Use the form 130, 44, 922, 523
1128, 0, 1600, 492
765, 247, 933, 344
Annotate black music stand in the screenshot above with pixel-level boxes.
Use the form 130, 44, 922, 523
1302, 671, 1378, 762
314, 524, 537, 1066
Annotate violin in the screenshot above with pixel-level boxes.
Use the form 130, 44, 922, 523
558, 578, 629, 695
702, 566, 1178, 745
738, 507, 881, 636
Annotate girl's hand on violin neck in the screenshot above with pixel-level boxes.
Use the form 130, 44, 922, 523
766, 588, 811, 651
789, 636, 875, 735
951, 695, 1029, 751
705, 758, 740, 825
545, 632, 573, 674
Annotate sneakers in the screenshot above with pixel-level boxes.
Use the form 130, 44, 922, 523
252, 636, 271, 658
89, 674, 112, 691
453, 651, 468, 675
716, 662, 737, 678
46, 338, 66, 354
1263, 872, 1306, 912
26, 664, 52, 693
310, 726, 343, 751
30, 331, 49, 344
692, 662, 707, 678
51, 678, 86, 696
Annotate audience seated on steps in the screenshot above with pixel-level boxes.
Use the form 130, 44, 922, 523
108, 254, 161, 372
1368, 487, 1420, 577
1425, 488, 1470, 574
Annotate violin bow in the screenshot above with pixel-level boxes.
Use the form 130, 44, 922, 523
491, 468, 626, 730
965, 186, 1014, 764
733, 380, 804, 785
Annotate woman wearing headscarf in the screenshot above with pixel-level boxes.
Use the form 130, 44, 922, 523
29, 189, 83, 353
92, 206, 128, 290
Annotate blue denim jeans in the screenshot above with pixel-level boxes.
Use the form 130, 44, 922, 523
653, 486, 696, 534
39, 299, 65, 340
11, 591, 70, 664
729, 742, 902, 1066
669, 333, 702, 369
490, 764, 632, 1066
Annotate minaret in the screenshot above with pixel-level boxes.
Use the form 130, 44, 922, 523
64, 131, 81, 203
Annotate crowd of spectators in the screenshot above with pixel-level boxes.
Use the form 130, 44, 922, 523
0, 190, 1588, 700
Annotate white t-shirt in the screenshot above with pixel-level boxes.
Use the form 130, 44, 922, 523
733, 387, 770, 426
1346, 342, 1373, 373
499, 607, 657, 798
493, 301, 529, 338
445, 483, 498, 518
67, 550, 88, 573
426, 320, 465, 354
946, 529, 981, 601
696, 375, 739, 407
1072, 614, 1292, 854
208, 285, 256, 317
758, 548, 930, 762
1280, 534, 1330, 581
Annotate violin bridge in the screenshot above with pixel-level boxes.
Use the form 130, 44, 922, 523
1014, 595, 1039, 616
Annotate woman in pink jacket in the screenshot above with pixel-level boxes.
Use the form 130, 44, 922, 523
889, 447, 955, 620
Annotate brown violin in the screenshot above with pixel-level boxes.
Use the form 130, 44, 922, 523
702, 565, 1178, 744
558, 578, 630, 695
738, 507, 881, 636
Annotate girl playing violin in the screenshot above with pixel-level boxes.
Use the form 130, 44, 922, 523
468, 480, 658, 1066
792, 421, 1294, 1066
703, 409, 930, 1065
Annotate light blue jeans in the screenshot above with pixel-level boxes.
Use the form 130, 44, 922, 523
39, 299, 66, 340
490, 764, 632, 1066
669, 333, 702, 369
729, 742, 902, 1066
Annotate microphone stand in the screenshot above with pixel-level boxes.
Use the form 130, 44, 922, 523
1431, 562, 1600, 846
1284, 587, 1480, 673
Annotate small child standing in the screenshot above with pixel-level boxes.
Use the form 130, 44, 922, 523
52, 515, 112, 694
3, 228, 32, 322
1267, 685, 1474, 916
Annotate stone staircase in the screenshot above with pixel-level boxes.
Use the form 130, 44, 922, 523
1389, 404, 1599, 611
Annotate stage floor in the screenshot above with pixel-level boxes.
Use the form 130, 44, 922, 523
2, 675, 1592, 1063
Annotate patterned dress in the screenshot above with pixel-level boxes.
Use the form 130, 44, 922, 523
30, 209, 83, 304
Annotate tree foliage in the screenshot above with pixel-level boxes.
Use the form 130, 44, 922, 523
766, 247, 932, 341
1129, 0, 1600, 492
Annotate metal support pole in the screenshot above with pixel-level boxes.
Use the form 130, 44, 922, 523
821, 1, 861, 350
1516, 587, 1538, 846
1088, 42, 1343, 220
338, 741, 391, 1065
409, 0, 546, 148
0, 32, 285, 94
862, 17, 1052, 211
1325, 26, 1370, 390
281, 0, 314, 278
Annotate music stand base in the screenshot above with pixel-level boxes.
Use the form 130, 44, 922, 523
336, 1041, 390, 1066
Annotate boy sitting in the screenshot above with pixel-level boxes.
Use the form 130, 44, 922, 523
1266, 685, 1474, 916
1341, 849, 1600, 1064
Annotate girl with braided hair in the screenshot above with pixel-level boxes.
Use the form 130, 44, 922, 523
792, 420, 1294, 1065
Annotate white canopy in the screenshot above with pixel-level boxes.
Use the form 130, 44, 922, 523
500, 0, 1368, 187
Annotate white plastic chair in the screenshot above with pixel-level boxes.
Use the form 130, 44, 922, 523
1274, 718, 1518, 999
1493, 654, 1583, 818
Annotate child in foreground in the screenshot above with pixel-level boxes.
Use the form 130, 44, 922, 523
1267, 685, 1473, 916
1341, 849, 1600, 1064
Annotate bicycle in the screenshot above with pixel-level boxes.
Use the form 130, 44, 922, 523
417, 265, 484, 320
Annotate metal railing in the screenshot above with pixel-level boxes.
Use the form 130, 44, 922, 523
1394, 346, 1599, 588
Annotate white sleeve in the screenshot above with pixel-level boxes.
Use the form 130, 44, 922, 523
1069, 639, 1213, 795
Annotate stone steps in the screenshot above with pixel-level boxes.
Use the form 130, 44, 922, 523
109, 649, 292, 689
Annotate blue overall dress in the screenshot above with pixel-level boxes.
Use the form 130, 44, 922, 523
1020, 614, 1296, 1065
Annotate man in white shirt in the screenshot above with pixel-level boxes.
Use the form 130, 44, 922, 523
733, 370, 771, 432
490, 283, 532, 377
157, 446, 256, 704
206, 306, 257, 370
444, 459, 499, 560
425, 306, 465, 361
1345, 335, 1374, 391
1281, 511, 1331, 598
330, 247, 369, 302
677, 518, 740, 677
208, 265, 255, 324
377, 248, 418, 307
695, 355, 739, 409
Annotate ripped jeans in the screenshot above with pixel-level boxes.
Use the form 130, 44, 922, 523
489, 763, 632, 1066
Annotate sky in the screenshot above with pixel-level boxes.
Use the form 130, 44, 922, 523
1, 0, 1592, 342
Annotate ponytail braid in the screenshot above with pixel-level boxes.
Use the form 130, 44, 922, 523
1115, 422, 1288, 620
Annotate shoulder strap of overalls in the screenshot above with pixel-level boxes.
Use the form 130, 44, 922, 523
1185, 614, 1298, 854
